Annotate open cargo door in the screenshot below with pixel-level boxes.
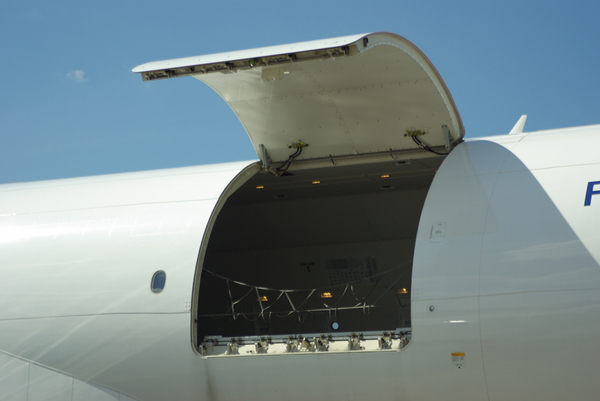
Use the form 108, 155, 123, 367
134, 33, 464, 355
134, 32, 464, 171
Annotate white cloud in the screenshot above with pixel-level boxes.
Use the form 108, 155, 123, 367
66, 70, 87, 83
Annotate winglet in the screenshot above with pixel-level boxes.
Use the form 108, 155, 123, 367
509, 115, 527, 135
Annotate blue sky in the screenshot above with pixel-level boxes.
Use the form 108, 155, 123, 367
1, 1, 598, 184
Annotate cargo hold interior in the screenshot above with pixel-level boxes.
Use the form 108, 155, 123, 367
195, 155, 444, 347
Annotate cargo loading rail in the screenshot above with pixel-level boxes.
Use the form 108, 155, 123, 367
199, 328, 411, 357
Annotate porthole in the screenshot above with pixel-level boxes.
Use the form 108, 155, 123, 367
151, 270, 166, 293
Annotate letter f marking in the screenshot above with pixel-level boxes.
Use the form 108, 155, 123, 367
584, 181, 600, 206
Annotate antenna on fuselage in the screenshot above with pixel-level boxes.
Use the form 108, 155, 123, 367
509, 115, 528, 134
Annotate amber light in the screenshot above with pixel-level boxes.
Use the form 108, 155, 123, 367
320, 292, 333, 298
397, 288, 408, 294
259, 296, 268, 302
312, 180, 321, 185
256, 185, 265, 190
381, 174, 390, 178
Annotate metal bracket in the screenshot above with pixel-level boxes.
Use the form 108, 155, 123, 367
258, 144, 272, 170
285, 336, 299, 353
442, 125, 454, 151
378, 332, 393, 349
347, 333, 364, 351
226, 338, 241, 355
255, 337, 271, 354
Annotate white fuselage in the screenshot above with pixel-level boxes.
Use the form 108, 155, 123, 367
1, 125, 599, 400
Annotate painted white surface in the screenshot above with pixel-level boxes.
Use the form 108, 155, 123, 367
0, 161, 252, 321
477, 128, 600, 401
508, 114, 527, 134
73, 379, 120, 401
501, 124, 600, 171
134, 32, 464, 164
28, 364, 73, 401
414, 125, 600, 400
0, 352, 139, 401
1, 125, 599, 400
0, 161, 255, 213
0, 353, 29, 401
0, 162, 254, 400
132, 33, 368, 73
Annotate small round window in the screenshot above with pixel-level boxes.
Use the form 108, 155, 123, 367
151, 271, 166, 293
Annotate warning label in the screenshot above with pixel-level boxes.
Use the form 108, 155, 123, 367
451, 352, 466, 369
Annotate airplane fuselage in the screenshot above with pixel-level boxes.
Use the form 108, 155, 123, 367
1, 125, 599, 400
1, 32, 598, 401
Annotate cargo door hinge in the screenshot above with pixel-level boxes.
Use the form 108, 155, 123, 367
258, 144, 272, 170
442, 125, 454, 151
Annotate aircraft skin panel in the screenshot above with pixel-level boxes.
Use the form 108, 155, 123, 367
1, 201, 207, 319
0, 314, 195, 400
196, 32, 462, 164
0, 352, 29, 401
0, 352, 137, 401
0, 162, 254, 320
478, 129, 600, 400
0, 161, 254, 214
500, 124, 600, 171
0, 126, 599, 400
132, 33, 368, 75
414, 125, 600, 401
132, 34, 366, 73
134, 32, 464, 166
